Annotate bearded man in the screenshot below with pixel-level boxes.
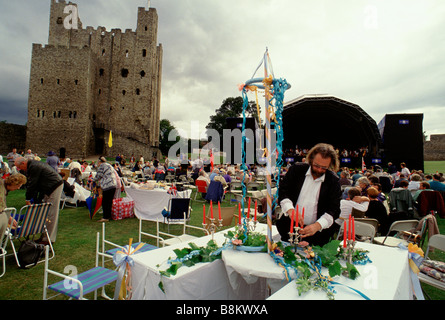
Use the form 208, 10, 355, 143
277, 143, 342, 246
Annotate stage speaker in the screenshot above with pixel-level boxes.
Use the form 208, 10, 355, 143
378, 114, 424, 171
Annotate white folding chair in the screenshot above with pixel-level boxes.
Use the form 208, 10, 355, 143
418, 234, 445, 294
43, 232, 118, 300
1, 208, 16, 277
373, 219, 419, 247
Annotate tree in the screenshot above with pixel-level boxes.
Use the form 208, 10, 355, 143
159, 119, 179, 156
205, 96, 258, 138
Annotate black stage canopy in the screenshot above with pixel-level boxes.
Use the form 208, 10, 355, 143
282, 95, 382, 156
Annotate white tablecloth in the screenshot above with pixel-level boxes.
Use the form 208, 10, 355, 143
130, 223, 278, 300
267, 242, 412, 300
124, 186, 191, 221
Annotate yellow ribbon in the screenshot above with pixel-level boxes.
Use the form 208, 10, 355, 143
407, 243, 424, 275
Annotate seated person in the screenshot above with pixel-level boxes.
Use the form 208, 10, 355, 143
413, 181, 433, 202
365, 187, 389, 234
335, 187, 370, 227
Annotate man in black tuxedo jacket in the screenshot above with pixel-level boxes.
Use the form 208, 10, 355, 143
277, 143, 341, 246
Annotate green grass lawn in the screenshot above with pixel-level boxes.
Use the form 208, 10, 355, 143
1, 161, 445, 300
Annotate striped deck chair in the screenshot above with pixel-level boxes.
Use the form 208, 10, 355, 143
43, 232, 118, 300
6, 203, 54, 268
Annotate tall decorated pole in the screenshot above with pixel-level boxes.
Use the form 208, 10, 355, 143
240, 48, 290, 253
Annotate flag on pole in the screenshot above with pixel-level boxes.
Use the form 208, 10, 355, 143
108, 130, 113, 148
361, 157, 366, 172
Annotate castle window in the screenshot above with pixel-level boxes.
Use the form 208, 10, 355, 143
57, 17, 63, 24
74, 80, 78, 85
69, 111, 72, 118
140, 70, 146, 78
57, 79, 60, 84
37, 109, 40, 117
58, 111, 61, 118
99, 68, 104, 76
41, 110, 45, 118
142, 49, 147, 57
53, 111, 56, 118
73, 111, 77, 119
145, 25, 148, 31
136, 88, 141, 95
122, 90, 126, 96
121, 69, 129, 78
40, 78, 44, 84
122, 106, 125, 110
125, 50, 129, 58
102, 49, 106, 56
98, 89, 101, 95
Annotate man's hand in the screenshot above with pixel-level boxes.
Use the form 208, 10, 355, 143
299, 222, 322, 238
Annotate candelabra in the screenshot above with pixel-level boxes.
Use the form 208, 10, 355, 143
203, 217, 223, 240
288, 226, 302, 251
341, 239, 357, 276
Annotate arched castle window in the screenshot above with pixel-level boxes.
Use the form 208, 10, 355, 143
142, 49, 147, 57
136, 88, 141, 95
122, 90, 126, 96
140, 70, 146, 78
99, 68, 104, 76
102, 49, 106, 56
121, 69, 129, 77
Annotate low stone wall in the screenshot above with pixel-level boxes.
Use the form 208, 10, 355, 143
0, 123, 26, 155
424, 134, 445, 161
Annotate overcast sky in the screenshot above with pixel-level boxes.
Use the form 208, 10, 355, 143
1, 0, 444, 141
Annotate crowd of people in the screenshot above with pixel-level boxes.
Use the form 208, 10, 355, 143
1, 143, 445, 248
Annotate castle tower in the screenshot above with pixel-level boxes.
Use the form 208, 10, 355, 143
26, 0, 162, 159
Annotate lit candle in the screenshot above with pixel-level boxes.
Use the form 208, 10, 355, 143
352, 216, 355, 241
343, 220, 347, 248
290, 209, 294, 233
238, 202, 241, 225
210, 200, 214, 219
254, 200, 257, 221
203, 204, 206, 224
218, 201, 221, 220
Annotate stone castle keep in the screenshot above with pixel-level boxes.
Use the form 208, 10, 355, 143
26, 0, 162, 159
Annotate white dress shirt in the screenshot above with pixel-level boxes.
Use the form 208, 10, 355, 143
280, 167, 334, 230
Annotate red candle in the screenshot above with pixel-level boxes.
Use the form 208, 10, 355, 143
352, 216, 355, 241
210, 200, 214, 219
218, 201, 221, 220
248, 197, 251, 215
301, 207, 305, 227
348, 215, 352, 240
343, 221, 347, 248
290, 209, 294, 233
254, 200, 257, 221
238, 202, 242, 225
295, 206, 299, 228
203, 204, 206, 224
